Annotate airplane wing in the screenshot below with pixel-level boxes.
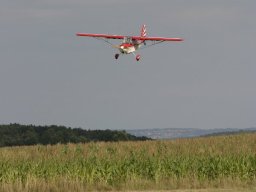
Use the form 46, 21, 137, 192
131, 36, 183, 42
76, 33, 124, 39
76, 33, 183, 41
76, 33, 183, 49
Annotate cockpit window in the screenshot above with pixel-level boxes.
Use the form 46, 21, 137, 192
123, 37, 132, 43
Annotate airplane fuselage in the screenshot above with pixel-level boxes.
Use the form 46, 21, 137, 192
119, 43, 138, 54
118, 36, 142, 54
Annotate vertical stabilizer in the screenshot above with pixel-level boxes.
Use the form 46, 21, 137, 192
140, 24, 147, 37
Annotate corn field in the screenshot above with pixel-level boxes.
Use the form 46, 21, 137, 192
0, 133, 256, 191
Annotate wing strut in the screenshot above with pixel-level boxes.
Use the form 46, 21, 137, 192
94, 37, 116, 47
140, 40, 166, 50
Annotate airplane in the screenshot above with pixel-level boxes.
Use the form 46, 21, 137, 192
76, 25, 183, 61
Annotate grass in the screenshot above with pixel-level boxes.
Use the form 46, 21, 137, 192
0, 133, 256, 191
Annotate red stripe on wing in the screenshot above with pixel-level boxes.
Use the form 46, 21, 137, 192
132, 36, 183, 42
76, 33, 124, 39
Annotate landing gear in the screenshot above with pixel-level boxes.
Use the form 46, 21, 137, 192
136, 54, 141, 61
132, 52, 141, 61
115, 53, 141, 61
115, 53, 119, 60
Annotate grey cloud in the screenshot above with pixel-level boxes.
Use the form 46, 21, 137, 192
0, 0, 255, 129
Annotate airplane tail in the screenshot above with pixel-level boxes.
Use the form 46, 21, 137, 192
140, 24, 147, 37
140, 24, 147, 45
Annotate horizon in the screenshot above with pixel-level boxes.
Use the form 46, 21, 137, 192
1, 123, 256, 131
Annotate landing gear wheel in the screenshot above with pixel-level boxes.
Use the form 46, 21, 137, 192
136, 54, 141, 61
115, 54, 119, 60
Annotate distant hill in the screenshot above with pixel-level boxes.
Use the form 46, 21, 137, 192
0, 124, 150, 147
126, 127, 256, 139
201, 129, 256, 137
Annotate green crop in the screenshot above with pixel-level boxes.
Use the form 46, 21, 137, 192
0, 133, 256, 191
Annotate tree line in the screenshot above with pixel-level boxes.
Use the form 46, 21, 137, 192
0, 124, 149, 147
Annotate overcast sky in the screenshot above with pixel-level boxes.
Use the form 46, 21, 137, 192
0, 0, 255, 130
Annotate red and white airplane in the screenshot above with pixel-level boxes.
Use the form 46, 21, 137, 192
76, 25, 183, 61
